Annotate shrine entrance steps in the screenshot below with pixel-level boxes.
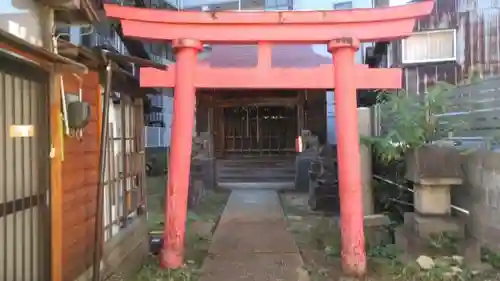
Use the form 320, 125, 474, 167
216, 156, 296, 190
199, 189, 308, 281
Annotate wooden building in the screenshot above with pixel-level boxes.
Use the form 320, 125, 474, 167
0, 4, 89, 280
0, 1, 167, 281
54, 40, 161, 281
368, 0, 500, 93
365, 0, 500, 146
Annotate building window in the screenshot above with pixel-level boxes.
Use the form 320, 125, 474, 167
333, 1, 352, 9
372, 0, 389, 8
265, 0, 293, 10
402, 29, 457, 64
166, 42, 174, 61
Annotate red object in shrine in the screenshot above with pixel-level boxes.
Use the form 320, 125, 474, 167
104, 1, 435, 276
296, 136, 303, 153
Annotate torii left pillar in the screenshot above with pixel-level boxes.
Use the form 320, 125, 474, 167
162, 38, 202, 268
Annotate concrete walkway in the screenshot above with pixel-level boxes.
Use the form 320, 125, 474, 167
200, 189, 308, 281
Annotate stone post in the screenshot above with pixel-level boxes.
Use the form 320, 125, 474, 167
412, 178, 463, 238
295, 130, 319, 192
404, 145, 464, 239
358, 107, 373, 215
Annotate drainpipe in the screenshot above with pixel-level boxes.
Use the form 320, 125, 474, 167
92, 62, 113, 281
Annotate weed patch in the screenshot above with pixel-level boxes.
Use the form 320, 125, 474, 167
131, 178, 229, 281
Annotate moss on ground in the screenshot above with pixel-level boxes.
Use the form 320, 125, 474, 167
280, 192, 500, 281
131, 177, 229, 281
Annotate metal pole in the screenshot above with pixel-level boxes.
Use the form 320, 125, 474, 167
92, 62, 113, 281
328, 37, 366, 277
121, 95, 128, 227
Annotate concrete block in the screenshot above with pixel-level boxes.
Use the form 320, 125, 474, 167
364, 214, 391, 246
405, 145, 464, 183
462, 238, 482, 267
295, 156, 312, 192
394, 223, 441, 261
414, 184, 452, 215
364, 214, 391, 227
412, 214, 464, 239
188, 178, 205, 208
394, 225, 409, 250
403, 212, 415, 228
358, 107, 373, 215
201, 157, 217, 190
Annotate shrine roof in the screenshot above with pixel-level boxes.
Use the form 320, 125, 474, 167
201, 44, 332, 68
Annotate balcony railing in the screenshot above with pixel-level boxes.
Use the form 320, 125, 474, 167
104, 0, 176, 9
82, 24, 129, 55
103, 0, 136, 6
146, 112, 165, 127
145, 94, 164, 127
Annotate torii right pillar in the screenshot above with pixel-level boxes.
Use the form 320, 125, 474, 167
328, 37, 366, 276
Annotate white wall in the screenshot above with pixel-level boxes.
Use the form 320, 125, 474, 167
145, 89, 174, 148
0, 0, 43, 46
163, 92, 174, 146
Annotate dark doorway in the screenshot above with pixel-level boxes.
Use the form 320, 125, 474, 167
223, 105, 297, 156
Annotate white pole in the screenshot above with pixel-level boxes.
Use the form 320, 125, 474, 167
238, 0, 242, 10
158, 127, 161, 147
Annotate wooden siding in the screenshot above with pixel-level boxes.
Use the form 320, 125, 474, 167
435, 77, 500, 145
101, 216, 149, 281
389, 0, 500, 94
376, 0, 500, 149
60, 72, 101, 281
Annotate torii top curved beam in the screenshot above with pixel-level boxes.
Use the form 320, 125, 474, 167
104, 1, 435, 43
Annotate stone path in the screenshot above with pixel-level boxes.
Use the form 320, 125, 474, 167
199, 189, 308, 281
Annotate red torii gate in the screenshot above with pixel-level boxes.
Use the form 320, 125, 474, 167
105, 1, 434, 276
